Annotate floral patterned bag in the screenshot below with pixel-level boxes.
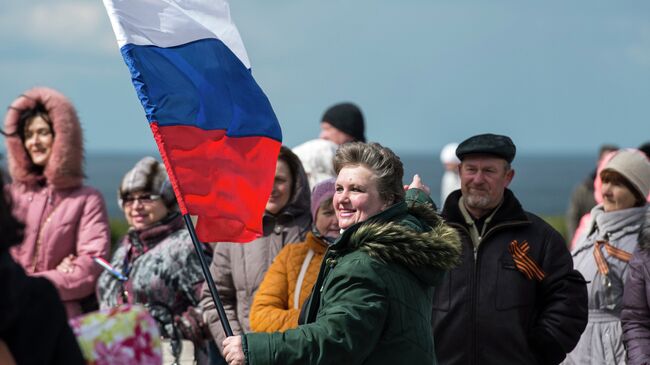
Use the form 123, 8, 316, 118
70, 305, 162, 365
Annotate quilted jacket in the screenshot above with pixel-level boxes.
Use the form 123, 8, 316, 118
4, 87, 110, 318
249, 231, 328, 332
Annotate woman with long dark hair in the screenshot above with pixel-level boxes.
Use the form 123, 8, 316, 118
2, 87, 110, 318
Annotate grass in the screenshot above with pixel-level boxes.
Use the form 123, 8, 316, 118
109, 218, 129, 251
541, 215, 567, 241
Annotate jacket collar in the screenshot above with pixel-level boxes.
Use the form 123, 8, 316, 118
126, 212, 184, 255
331, 200, 409, 251
589, 204, 647, 240
442, 188, 530, 230
624, 205, 650, 250
330, 200, 462, 280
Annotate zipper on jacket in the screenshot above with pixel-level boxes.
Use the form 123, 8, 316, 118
451, 220, 529, 365
449, 223, 479, 365
470, 226, 479, 365
31, 190, 57, 272
319, 256, 338, 292
481, 221, 529, 243
474, 221, 528, 364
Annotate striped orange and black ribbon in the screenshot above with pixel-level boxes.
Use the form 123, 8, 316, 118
593, 240, 632, 275
508, 240, 546, 281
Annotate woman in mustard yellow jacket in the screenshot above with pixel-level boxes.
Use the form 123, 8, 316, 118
250, 178, 338, 332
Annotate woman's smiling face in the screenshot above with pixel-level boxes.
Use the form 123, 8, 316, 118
265, 159, 292, 215
333, 165, 388, 230
123, 191, 169, 230
23, 116, 54, 167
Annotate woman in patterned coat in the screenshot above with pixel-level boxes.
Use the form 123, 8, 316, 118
96, 156, 211, 364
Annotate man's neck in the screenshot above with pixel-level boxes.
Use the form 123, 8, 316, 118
462, 197, 504, 222
463, 204, 492, 221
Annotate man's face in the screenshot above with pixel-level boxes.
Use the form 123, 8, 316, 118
319, 122, 355, 145
459, 155, 514, 217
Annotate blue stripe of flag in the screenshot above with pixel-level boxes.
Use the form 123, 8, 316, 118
120, 38, 282, 141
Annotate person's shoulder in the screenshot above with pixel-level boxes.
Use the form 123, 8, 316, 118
521, 211, 566, 245
157, 228, 194, 252
168, 226, 191, 240
77, 184, 102, 194
66, 185, 106, 203
522, 211, 548, 225
630, 246, 650, 268
285, 213, 312, 232
337, 249, 388, 274
22, 276, 64, 310
6, 182, 39, 200
281, 239, 310, 254
328, 251, 393, 293
267, 241, 310, 269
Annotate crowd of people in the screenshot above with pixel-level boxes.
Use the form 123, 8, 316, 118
1, 87, 650, 365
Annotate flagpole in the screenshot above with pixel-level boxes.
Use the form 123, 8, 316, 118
182, 214, 234, 337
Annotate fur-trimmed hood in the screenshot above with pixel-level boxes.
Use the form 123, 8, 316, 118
4, 87, 84, 189
338, 199, 462, 285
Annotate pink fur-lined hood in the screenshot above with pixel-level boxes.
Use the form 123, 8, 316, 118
4, 87, 84, 189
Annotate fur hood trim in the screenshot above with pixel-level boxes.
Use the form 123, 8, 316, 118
347, 203, 462, 271
4, 87, 84, 189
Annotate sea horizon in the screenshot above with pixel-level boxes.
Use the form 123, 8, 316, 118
1, 150, 596, 219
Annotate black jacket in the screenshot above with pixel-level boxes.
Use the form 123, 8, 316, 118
432, 189, 588, 365
0, 251, 85, 365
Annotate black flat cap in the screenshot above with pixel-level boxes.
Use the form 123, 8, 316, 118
456, 133, 516, 162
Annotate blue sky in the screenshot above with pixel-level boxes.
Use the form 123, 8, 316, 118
1, 1, 649, 155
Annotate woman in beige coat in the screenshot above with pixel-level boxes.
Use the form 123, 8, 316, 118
200, 146, 312, 355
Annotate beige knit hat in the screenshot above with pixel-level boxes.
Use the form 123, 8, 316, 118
602, 150, 650, 199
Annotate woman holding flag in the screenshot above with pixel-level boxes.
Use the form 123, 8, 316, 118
222, 142, 462, 365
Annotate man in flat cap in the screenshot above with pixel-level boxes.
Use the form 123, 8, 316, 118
431, 133, 588, 365
318, 102, 365, 145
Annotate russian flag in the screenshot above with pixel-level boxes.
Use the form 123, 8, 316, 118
103, 0, 282, 243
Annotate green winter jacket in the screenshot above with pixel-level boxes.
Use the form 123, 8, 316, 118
243, 190, 462, 365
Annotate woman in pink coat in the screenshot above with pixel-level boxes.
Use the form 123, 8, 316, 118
2, 87, 110, 318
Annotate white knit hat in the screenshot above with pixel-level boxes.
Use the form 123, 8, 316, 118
440, 143, 460, 164
293, 139, 338, 190
602, 150, 650, 200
